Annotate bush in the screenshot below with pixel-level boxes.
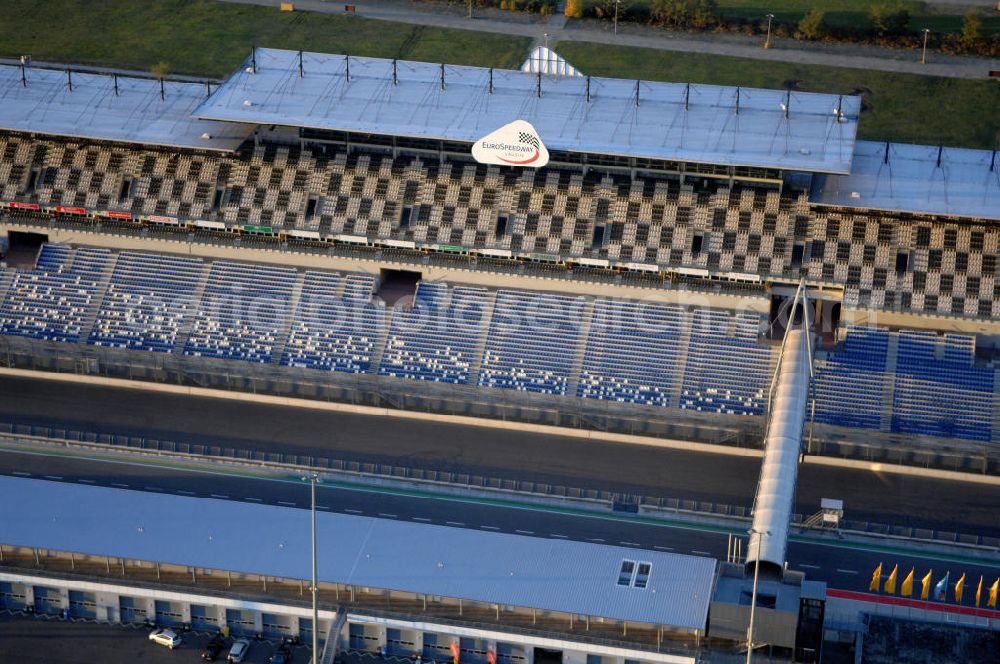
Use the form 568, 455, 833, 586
150, 61, 170, 79
869, 3, 910, 37
961, 10, 983, 49
691, 0, 718, 29
649, 0, 717, 28
798, 8, 827, 41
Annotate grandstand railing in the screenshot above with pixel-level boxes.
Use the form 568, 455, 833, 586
0, 333, 765, 447
1, 212, 779, 300
0, 330, 997, 475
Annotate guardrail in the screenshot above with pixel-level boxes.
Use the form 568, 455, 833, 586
4, 427, 999, 556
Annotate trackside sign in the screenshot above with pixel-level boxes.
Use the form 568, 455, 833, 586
472, 120, 549, 168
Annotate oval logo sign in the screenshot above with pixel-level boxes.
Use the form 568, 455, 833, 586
472, 120, 549, 168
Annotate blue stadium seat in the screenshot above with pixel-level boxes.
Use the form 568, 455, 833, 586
812, 326, 889, 429
281, 272, 385, 373
478, 290, 586, 395
379, 283, 489, 384
183, 261, 297, 363
0, 245, 112, 343
89, 251, 204, 352
578, 299, 687, 407
679, 310, 773, 415
891, 331, 993, 442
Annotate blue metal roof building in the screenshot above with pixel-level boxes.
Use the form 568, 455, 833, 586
0, 476, 716, 632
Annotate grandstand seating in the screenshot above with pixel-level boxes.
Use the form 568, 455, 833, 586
184, 261, 298, 363
89, 252, 205, 352
578, 300, 688, 407
479, 291, 587, 395
281, 272, 385, 373
812, 327, 890, 429
3, 133, 998, 320
0, 244, 996, 444
379, 283, 489, 384
479, 290, 586, 395
679, 311, 775, 415
891, 331, 994, 442
0, 245, 112, 343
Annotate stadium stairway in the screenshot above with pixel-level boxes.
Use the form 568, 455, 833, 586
169, 260, 213, 354
463, 288, 498, 382
73, 250, 118, 341
268, 273, 307, 364
365, 282, 393, 375
668, 317, 696, 410
563, 300, 596, 399
0, 270, 13, 304
879, 334, 900, 432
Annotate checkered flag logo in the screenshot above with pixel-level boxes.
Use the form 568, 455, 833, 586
518, 131, 540, 149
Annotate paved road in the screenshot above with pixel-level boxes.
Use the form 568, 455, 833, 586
2, 374, 999, 539
215, 0, 1000, 79
2, 451, 998, 596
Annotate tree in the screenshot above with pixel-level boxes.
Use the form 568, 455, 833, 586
869, 3, 909, 37
961, 10, 983, 48
798, 8, 827, 40
691, 0, 718, 29
564, 0, 584, 18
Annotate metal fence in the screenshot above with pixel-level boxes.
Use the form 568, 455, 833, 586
5, 427, 999, 553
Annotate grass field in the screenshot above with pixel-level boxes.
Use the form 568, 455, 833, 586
557, 41, 1000, 149
0, 0, 531, 78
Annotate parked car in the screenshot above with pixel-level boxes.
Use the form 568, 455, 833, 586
269, 643, 293, 663
202, 634, 227, 661
148, 627, 182, 649
228, 638, 251, 663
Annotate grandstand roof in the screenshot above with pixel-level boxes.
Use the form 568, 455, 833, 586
810, 141, 1000, 221
0, 64, 254, 151
1, 476, 716, 630
196, 48, 861, 174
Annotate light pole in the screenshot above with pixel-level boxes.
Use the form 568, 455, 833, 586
921, 28, 930, 64
614, 0, 621, 35
764, 14, 774, 49
746, 528, 770, 664
302, 473, 322, 664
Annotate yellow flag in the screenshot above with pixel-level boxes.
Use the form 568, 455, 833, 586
989, 578, 999, 608
884, 565, 898, 595
921, 570, 934, 600
901, 568, 915, 597
975, 576, 983, 607
870, 562, 883, 592
955, 574, 966, 604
